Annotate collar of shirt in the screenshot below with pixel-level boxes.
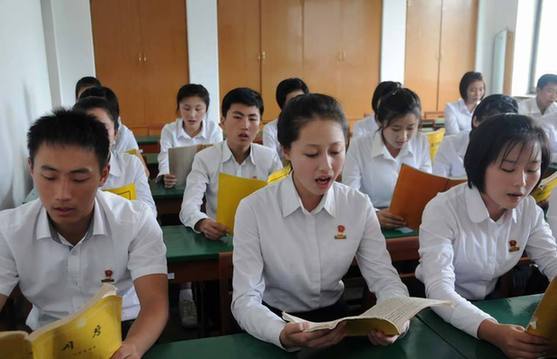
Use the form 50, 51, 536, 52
35, 195, 107, 243
222, 141, 256, 166
465, 185, 518, 224
176, 118, 207, 141
370, 131, 413, 159
457, 98, 474, 116
108, 152, 122, 178
279, 174, 336, 218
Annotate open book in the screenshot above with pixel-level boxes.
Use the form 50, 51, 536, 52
527, 277, 557, 355
216, 166, 292, 232
104, 183, 137, 200
283, 296, 451, 336
530, 171, 557, 203
169, 144, 212, 187
0, 284, 122, 359
389, 164, 466, 229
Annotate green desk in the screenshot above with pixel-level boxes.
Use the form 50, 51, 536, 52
418, 294, 541, 359
150, 180, 184, 216
144, 153, 159, 178
164, 225, 232, 283
145, 319, 464, 359
137, 135, 160, 153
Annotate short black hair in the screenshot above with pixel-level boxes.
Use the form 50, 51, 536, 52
176, 84, 210, 112
221, 87, 264, 117
79, 86, 120, 119
277, 93, 348, 150
75, 76, 101, 99
28, 109, 110, 170
536, 74, 557, 90
376, 88, 421, 128
459, 71, 485, 101
464, 114, 549, 193
371, 81, 401, 114
73, 96, 119, 132
275, 78, 309, 109
471, 94, 518, 129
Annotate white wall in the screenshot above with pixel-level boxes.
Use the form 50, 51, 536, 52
0, 0, 52, 209
186, 0, 220, 121
475, 0, 519, 94
41, 0, 95, 107
380, 0, 407, 83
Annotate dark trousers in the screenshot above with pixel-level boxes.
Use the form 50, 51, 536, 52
264, 298, 349, 322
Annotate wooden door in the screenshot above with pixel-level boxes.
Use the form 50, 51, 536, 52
91, 0, 145, 129
437, 0, 478, 111
303, 0, 342, 101
405, 0, 442, 113
139, 0, 189, 134
217, 0, 261, 106
338, 0, 382, 121
260, 0, 303, 122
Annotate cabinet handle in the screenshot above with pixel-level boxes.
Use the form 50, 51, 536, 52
261, 51, 266, 61
143, 55, 147, 63
138, 53, 142, 63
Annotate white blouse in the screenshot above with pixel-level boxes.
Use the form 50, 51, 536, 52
432, 130, 470, 178
351, 115, 378, 139
416, 183, 557, 338
232, 175, 408, 348
444, 98, 474, 135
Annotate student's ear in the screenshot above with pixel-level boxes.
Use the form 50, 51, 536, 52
99, 163, 110, 187
219, 115, 226, 130
27, 158, 34, 174
282, 147, 291, 162
472, 116, 480, 128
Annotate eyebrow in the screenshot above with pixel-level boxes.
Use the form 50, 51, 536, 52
40, 165, 93, 174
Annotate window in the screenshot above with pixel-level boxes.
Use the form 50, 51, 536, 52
530, 0, 557, 92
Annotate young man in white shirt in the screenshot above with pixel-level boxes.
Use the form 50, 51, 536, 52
180, 87, 283, 240
262, 78, 309, 161
518, 73, 557, 120
0, 110, 168, 359
433, 94, 518, 178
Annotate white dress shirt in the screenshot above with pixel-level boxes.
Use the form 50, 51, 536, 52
232, 175, 408, 348
342, 132, 432, 208
432, 130, 470, 178
538, 112, 557, 162
262, 118, 281, 159
444, 98, 473, 135
518, 97, 557, 120
157, 118, 223, 176
545, 186, 557, 236
416, 183, 557, 338
179, 141, 283, 230
0, 191, 167, 330
103, 152, 157, 217
351, 115, 378, 139
113, 123, 139, 153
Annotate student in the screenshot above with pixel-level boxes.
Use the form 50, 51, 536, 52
157, 84, 223, 188
417, 114, 557, 359
75, 76, 101, 99
79, 86, 140, 155
342, 88, 431, 229
74, 97, 157, 217
179, 87, 282, 240
518, 73, 557, 120
232, 93, 409, 350
352, 81, 402, 139
262, 78, 309, 160
444, 71, 485, 135
433, 94, 518, 178
0, 110, 168, 358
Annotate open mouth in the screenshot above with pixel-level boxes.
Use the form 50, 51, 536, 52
238, 133, 250, 140
315, 175, 332, 188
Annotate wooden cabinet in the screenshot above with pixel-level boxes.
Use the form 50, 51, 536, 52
218, 0, 381, 122
405, 0, 478, 113
91, 0, 189, 135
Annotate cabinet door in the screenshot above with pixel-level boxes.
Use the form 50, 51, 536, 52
437, 0, 478, 111
405, 0, 442, 113
91, 0, 145, 130
260, 0, 303, 122
217, 0, 261, 106
338, 0, 381, 120
303, 0, 342, 100
139, 0, 189, 133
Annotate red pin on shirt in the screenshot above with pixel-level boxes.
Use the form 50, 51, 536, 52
101, 269, 114, 283
334, 225, 347, 240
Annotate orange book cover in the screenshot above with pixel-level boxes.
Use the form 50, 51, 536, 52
389, 164, 466, 230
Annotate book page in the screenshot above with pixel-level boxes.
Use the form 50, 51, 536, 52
0, 331, 33, 359
104, 183, 137, 200
527, 277, 557, 355
169, 145, 199, 188
283, 296, 450, 336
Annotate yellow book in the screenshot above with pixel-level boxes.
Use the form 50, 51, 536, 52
216, 167, 291, 232
283, 297, 451, 336
389, 164, 466, 230
0, 284, 122, 359
104, 183, 137, 200
424, 127, 445, 160
530, 171, 557, 203
527, 277, 557, 355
